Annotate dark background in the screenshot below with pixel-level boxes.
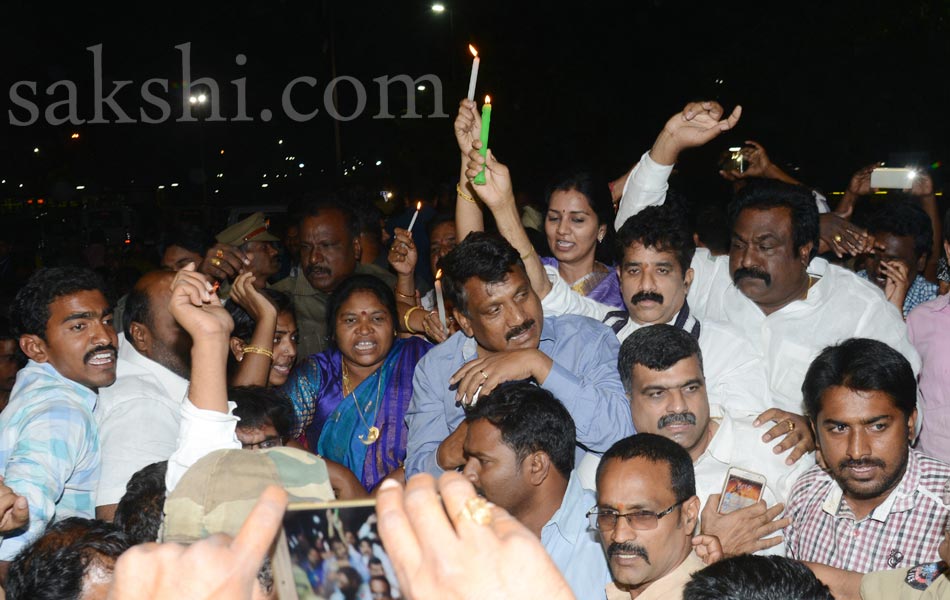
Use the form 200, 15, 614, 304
1, 0, 948, 225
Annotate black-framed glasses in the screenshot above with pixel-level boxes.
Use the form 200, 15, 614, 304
586, 499, 684, 531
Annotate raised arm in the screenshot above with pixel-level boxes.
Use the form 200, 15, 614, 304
615, 101, 741, 229
228, 272, 278, 387
463, 147, 551, 299
454, 98, 485, 240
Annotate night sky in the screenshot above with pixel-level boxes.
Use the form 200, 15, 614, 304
2, 0, 949, 215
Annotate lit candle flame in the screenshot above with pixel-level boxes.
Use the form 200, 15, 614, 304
469, 44, 478, 57
484, 95, 491, 105
416, 201, 422, 210
436, 268, 443, 279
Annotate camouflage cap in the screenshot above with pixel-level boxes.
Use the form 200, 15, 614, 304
216, 212, 280, 247
160, 447, 334, 544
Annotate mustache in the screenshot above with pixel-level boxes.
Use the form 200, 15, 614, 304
305, 265, 330, 277
630, 291, 664, 305
733, 267, 772, 286
505, 319, 536, 341
83, 345, 117, 363
658, 412, 696, 429
840, 458, 885, 471
607, 542, 651, 564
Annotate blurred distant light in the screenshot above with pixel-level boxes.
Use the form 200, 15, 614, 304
75, 185, 85, 190
216, 173, 224, 178
18, 184, 23, 188
417, 84, 427, 91
298, 163, 305, 168
37, 198, 45, 205
170, 183, 179, 187
432, 3, 446, 12
158, 185, 165, 190
1, 180, 5, 184
278, 139, 283, 145
386, 191, 394, 199
261, 183, 269, 188
197, 93, 207, 103
33, 147, 39, 153
214, 189, 220, 193
219, 149, 225, 155
375, 160, 382, 166
70, 133, 80, 139
189, 96, 197, 105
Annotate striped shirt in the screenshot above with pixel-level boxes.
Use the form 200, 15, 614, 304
0, 361, 101, 560
785, 449, 950, 572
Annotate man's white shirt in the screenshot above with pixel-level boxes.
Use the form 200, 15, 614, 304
541, 265, 772, 413
612, 152, 921, 413
96, 338, 189, 505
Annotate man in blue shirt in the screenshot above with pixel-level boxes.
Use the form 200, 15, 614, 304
405, 232, 632, 477
0, 267, 118, 572
460, 382, 611, 599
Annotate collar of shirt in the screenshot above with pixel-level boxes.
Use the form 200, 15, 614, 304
820, 448, 922, 522
117, 337, 190, 403
605, 551, 705, 600
12, 360, 99, 411
542, 471, 592, 546
460, 316, 556, 361
701, 404, 732, 464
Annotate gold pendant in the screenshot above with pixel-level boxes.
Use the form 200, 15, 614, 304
359, 426, 380, 445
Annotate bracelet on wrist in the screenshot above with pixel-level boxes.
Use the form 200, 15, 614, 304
242, 345, 274, 359
404, 306, 424, 334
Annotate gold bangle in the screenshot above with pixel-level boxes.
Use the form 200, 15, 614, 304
456, 183, 476, 204
242, 345, 274, 359
404, 306, 424, 334
520, 247, 535, 261
395, 289, 416, 302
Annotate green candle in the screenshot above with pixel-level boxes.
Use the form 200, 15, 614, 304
474, 95, 492, 185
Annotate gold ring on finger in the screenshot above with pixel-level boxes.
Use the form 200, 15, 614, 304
458, 496, 493, 526
480, 369, 488, 380
211, 258, 222, 267
786, 420, 795, 432
216, 249, 224, 258
833, 234, 843, 243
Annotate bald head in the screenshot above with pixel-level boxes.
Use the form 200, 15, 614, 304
126, 271, 192, 379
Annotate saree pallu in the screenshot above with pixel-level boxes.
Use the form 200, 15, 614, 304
541, 257, 624, 309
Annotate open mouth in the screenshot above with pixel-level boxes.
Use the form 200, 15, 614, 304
554, 240, 575, 251
271, 363, 292, 376
86, 351, 116, 367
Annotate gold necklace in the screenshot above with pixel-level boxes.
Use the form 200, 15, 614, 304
341, 360, 382, 445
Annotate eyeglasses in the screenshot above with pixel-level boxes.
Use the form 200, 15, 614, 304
586, 499, 684, 531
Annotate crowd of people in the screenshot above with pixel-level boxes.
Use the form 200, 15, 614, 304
0, 95, 947, 599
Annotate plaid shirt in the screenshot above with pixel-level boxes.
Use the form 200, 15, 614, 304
0, 361, 100, 560
785, 449, 950, 572
857, 271, 938, 318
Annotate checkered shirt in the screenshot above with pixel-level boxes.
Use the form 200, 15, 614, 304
856, 271, 938, 318
785, 449, 950, 573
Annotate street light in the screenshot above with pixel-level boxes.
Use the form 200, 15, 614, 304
431, 3, 445, 12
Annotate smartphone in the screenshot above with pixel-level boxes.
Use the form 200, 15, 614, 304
274, 498, 394, 600
717, 467, 766, 514
719, 147, 748, 173
870, 167, 917, 189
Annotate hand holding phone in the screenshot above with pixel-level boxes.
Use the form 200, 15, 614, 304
717, 467, 766, 514
870, 167, 917, 190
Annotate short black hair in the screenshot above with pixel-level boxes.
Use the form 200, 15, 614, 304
10, 267, 109, 340
7, 517, 130, 600
616, 202, 696, 274
114, 460, 168, 545
545, 171, 616, 265
160, 223, 211, 256
227, 288, 294, 342
596, 433, 696, 503
683, 555, 833, 600
727, 179, 820, 261
617, 325, 704, 395
465, 381, 576, 479
802, 338, 917, 422
230, 385, 296, 440
298, 195, 360, 239
865, 200, 934, 261
325, 274, 398, 348
441, 232, 525, 316
0, 315, 27, 368
426, 212, 455, 238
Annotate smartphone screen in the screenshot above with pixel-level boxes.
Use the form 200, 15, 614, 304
274, 499, 397, 600
718, 471, 766, 514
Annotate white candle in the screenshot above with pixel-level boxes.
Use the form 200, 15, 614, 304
435, 270, 448, 335
407, 201, 422, 233
467, 45, 479, 101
